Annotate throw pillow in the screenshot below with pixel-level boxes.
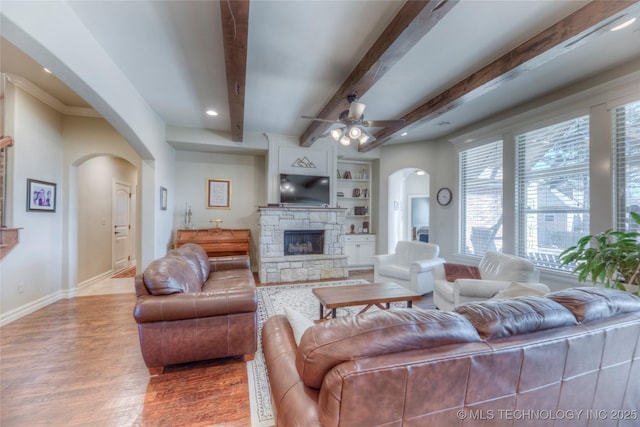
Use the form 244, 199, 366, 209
285, 307, 315, 346
492, 281, 549, 299
443, 263, 482, 282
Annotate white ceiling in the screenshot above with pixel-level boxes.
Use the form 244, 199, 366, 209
2, 0, 640, 151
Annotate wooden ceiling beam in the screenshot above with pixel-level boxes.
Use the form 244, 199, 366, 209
299, 0, 459, 147
220, 0, 250, 142
359, 0, 638, 152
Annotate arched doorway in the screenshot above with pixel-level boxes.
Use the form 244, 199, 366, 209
76, 155, 138, 284
386, 168, 430, 252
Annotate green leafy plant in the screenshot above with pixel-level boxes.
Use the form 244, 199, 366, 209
560, 212, 640, 296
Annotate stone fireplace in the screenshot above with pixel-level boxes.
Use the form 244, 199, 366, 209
258, 207, 348, 283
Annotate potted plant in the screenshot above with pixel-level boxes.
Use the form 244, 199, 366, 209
559, 212, 640, 296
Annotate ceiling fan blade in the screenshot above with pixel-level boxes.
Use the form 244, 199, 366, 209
348, 102, 366, 120
363, 119, 405, 128
301, 115, 341, 124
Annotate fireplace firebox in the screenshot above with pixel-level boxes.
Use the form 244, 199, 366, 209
284, 230, 324, 255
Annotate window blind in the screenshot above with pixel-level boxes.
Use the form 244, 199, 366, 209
459, 141, 503, 256
613, 100, 640, 232
515, 116, 590, 271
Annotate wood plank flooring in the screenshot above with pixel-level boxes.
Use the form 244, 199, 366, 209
0, 270, 433, 426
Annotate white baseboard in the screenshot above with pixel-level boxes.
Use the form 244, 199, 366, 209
0, 291, 62, 326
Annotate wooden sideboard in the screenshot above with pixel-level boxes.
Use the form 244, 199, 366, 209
174, 228, 250, 258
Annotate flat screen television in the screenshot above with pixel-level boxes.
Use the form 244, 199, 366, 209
279, 174, 330, 206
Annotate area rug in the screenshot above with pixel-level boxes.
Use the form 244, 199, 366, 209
247, 279, 369, 427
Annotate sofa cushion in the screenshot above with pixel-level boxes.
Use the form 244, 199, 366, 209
167, 249, 204, 283
376, 264, 410, 281
295, 309, 481, 389
142, 256, 201, 295
547, 287, 640, 323
443, 263, 482, 282
455, 296, 578, 340
173, 243, 210, 280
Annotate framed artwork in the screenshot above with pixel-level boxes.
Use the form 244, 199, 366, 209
27, 179, 56, 212
206, 178, 231, 209
160, 186, 167, 210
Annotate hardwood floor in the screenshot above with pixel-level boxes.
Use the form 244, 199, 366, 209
0, 270, 433, 426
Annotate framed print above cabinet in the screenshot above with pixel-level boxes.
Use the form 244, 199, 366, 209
206, 178, 231, 209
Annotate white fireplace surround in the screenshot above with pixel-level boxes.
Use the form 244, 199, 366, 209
258, 206, 348, 283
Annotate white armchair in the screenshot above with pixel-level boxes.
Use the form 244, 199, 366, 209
373, 241, 445, 295
432, 251, 549, 311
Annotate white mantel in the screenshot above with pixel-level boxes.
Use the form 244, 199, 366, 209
258, 206, 348, 283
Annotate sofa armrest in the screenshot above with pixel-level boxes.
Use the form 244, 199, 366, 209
372, 253, 396, 266
133, 286, 257, 323
209, 255, 250, 272
410, 257, 446, 273
454, 279, 512, 298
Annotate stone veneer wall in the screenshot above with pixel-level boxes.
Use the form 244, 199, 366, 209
258, 207, 348, 283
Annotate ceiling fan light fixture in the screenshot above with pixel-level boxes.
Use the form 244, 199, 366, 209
339, 135, 351, 146
348, 101, 366, 120
330, 128, 343, 141
358, 133, 370, 144
348, 126, 362, 139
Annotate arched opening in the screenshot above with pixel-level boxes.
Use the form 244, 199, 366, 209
75, 155, 138, 285
386, 168, 430, 253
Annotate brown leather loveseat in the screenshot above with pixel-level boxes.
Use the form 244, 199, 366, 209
134, 243, 257, 374
262, 287, 640, 426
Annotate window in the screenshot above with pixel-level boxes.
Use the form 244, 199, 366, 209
613, 100, 640, 232
515, 116, 590, 270
459, 141, 503, 256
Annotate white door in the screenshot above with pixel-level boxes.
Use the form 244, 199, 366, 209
112, 182, 131, 272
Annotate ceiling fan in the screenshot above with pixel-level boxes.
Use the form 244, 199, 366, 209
302, 93, 405, 146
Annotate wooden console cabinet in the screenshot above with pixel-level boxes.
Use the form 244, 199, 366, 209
174, 228, 250, 258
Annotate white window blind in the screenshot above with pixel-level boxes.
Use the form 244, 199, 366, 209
613, 100, 640, 232
459, 141, 503, 256
515, 116, 590, 270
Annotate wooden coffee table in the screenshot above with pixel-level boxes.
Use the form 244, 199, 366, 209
312, 282, 421, 321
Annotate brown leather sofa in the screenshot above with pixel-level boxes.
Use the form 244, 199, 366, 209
262, 287, 640, 426
133, 243, 257, 374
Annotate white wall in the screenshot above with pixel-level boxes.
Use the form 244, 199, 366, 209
379, 140, 456, 259
1, 83, 64, 323
174, 150, 266, 266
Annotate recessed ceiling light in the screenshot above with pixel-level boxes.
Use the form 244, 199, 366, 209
610, 17, 636, 32
438, 121, 451, 127
43, 67, 52, 74
401, 132, 408, 136
206, 110, 218, 116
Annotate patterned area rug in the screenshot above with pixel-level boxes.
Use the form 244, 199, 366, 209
247, 279, 369, 427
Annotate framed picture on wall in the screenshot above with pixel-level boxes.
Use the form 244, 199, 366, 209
27, 179, 56, 212
160, 186, 167, 210
206, 178, 231, 209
